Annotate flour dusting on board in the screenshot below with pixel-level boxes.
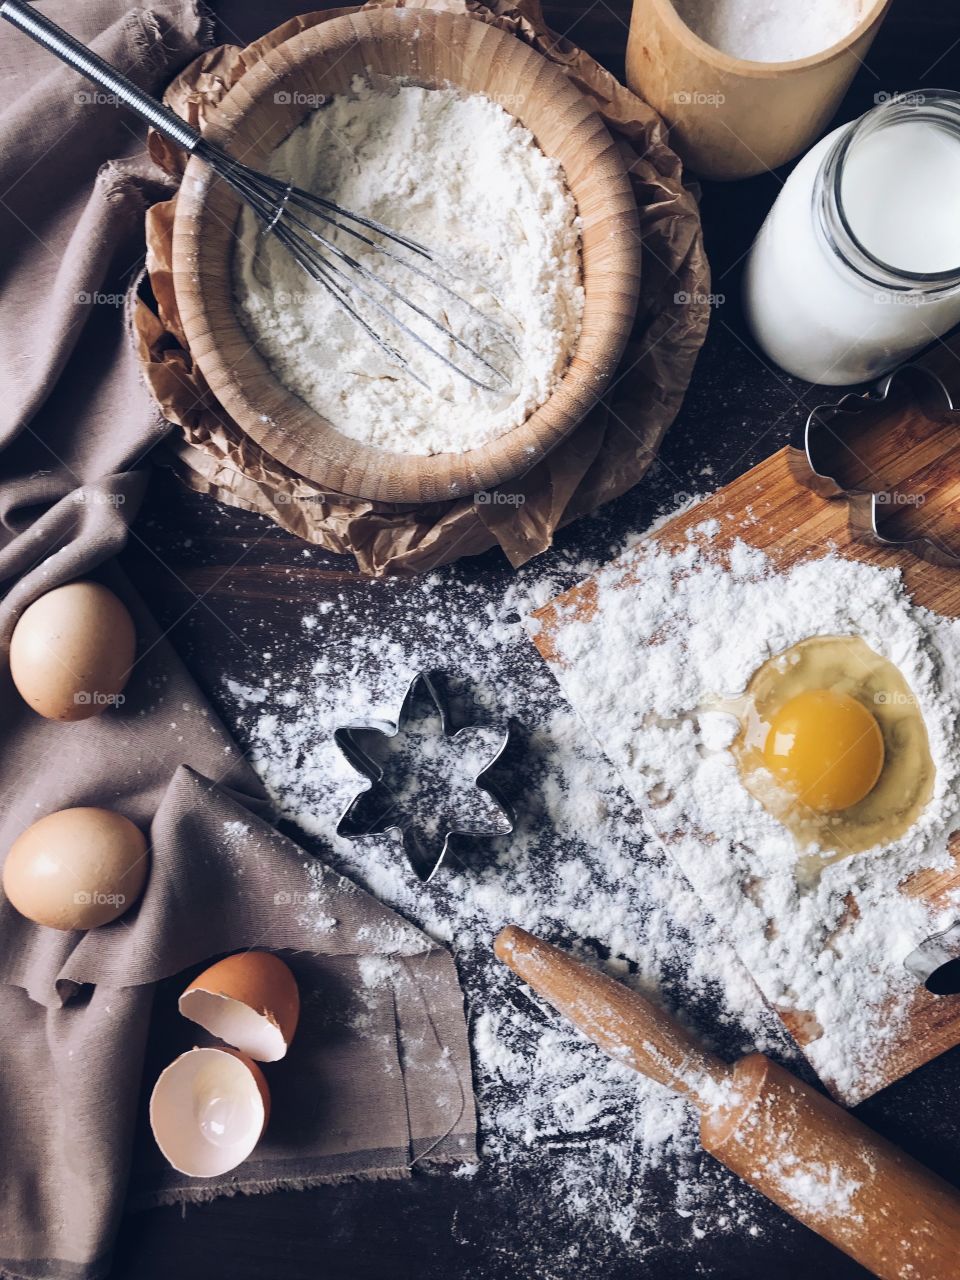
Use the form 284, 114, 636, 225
539, 524, 960, 1101
217, 500, 960, 1269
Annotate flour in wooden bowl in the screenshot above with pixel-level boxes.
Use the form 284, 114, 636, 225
233, 81, 584, 456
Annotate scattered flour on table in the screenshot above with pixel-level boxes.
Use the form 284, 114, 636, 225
543, 526, 960, 1101
217, 501, 959, 1270
233, 81, 583, 455
671, 0, 864, 61
219, 518, 787, 1269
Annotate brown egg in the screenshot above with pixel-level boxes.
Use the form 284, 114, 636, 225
2, 807, 149, 930
9, 581, 136, 721
179, 952, 300, 1062
150, 1047, 270, 1177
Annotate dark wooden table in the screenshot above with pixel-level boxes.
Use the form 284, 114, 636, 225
111, 1, 960, 1276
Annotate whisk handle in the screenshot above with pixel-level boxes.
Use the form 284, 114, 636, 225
0, 0, 201, 153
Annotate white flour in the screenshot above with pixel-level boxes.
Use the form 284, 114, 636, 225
671, 0, 863, 61
218, 521, 790, 1268
762, 1154, 862, 1220
215, 501, 959, 1268
543, 526, 960, 1101
234, 82, 583, 456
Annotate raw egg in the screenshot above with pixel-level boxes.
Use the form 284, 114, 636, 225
9, 581, 136, 721
150, 1047, 270, 1177
2, 806, 148, 930
179, 952, 300, 1062
763, 689, 885, 812
731, 635, 934, 864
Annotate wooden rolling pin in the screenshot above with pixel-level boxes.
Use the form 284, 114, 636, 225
495, 925, 960, 1280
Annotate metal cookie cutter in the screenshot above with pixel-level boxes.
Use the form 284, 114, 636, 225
904, 922, 960, 995
789, 351, 960, 568
334, 671, 516, 883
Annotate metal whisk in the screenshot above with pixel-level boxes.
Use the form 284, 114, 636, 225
1, 0, 516, 395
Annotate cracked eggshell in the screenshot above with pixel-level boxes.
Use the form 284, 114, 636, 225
150, 1046, 270, 1177
179, 951, 300, 1062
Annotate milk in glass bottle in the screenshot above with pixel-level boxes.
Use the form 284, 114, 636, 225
743, 91, 960, 385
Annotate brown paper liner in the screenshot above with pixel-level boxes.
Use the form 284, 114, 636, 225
134, 0, 710, 576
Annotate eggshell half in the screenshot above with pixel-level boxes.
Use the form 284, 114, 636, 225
2, 806, 148, 930
9, 580, 136, 721
179, 951, 300, 1062
150, 1047, 270, 1177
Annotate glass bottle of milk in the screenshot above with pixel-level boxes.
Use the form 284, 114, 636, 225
743, 90, 960, 385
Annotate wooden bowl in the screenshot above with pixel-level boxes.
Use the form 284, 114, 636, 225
172, 9, 641, 504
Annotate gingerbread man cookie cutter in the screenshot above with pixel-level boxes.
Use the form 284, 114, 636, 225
789, 346, 960, 568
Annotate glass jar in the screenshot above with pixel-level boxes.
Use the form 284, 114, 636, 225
742, 90, 960, 385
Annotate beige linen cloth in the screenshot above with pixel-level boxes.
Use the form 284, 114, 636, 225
0, 4, 475, 1278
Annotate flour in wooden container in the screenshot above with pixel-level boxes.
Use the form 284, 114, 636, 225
671, 0, 864, 62
234, 81, 583, 456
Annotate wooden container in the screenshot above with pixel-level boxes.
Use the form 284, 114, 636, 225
172, 9, 641, 505
625, 0, 892, 180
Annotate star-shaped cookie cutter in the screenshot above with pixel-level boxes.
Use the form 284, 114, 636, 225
789, 355, 960, 568
334, 672, 516, 883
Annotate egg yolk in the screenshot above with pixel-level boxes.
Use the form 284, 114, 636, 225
762, 689, 885, 813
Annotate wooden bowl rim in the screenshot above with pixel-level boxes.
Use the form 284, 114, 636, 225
171, 8, 641, 503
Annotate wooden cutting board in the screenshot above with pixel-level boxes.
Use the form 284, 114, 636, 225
531, 380, 960, 1105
